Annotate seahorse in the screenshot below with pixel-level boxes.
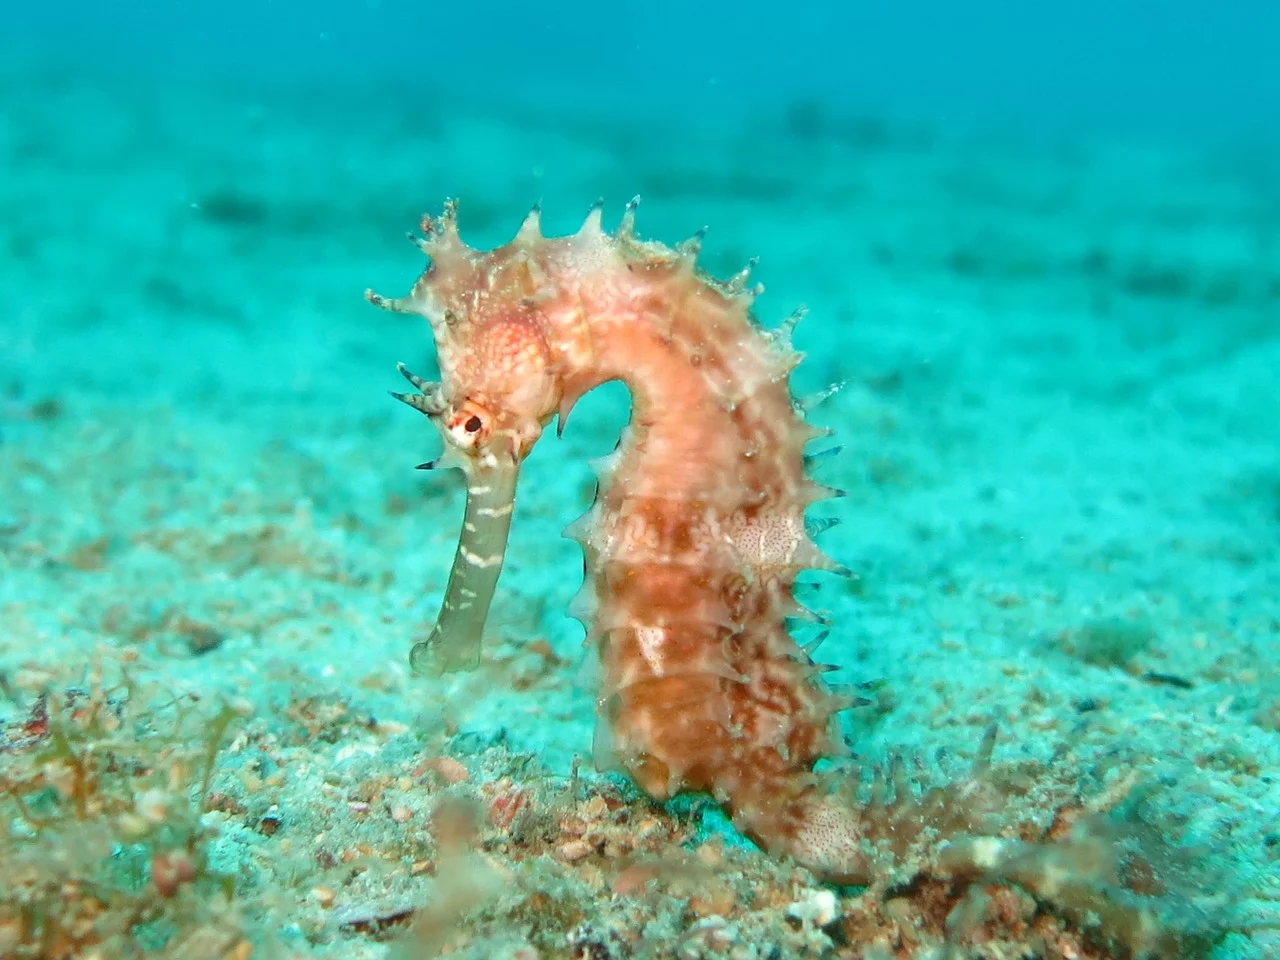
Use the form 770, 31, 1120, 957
367, 199, 873, 882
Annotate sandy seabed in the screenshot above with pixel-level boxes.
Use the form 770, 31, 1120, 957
0, 67, 1278, 958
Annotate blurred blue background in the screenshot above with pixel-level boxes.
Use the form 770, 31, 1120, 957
2, 3, 1280, 956
5, 1, 1278, 142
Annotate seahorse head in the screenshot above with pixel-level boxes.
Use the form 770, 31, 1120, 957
376, 200, 565, 473
366, 200, 565, 672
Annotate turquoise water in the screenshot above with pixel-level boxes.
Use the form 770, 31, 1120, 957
6, 1, 1280, 138
0, 4, 1278, 958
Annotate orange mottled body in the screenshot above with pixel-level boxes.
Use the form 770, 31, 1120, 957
370, 200, 872, 880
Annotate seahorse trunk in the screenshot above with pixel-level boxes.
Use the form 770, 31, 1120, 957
568, 300, 857, 878
409, 462, 519, 674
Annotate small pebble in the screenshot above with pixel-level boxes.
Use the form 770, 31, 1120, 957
686, 916, 737, 950
135, 788, 172, 824
787, 888, 839, 927
556, 839, 591, 863
312, 886, 336, 908
258, 815, 282, 836
420, 756, 469, 783
390, 804, 413, 823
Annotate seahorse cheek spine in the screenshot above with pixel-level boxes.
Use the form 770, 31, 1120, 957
370, 201, 872, 882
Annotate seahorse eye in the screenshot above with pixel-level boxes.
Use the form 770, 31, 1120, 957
445, 402, 494, 451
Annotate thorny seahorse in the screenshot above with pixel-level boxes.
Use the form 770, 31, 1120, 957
366, 199, 874, 882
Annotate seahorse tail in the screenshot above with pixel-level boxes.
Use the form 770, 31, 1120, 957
719, 764, 874, 885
